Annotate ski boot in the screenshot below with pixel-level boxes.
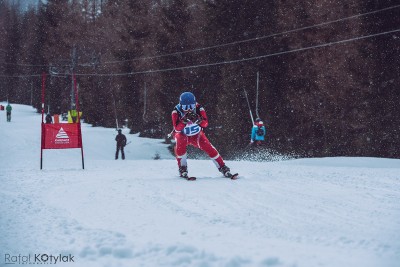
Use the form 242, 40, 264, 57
179, 166, 196, 181
179, 165, 188, 178
219, 165, 239, 180
219, 165, 231, 177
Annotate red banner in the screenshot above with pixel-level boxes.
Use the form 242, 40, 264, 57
42, 123, 82, 149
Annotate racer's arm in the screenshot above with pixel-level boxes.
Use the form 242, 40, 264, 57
198, 107, 208, 128
172, 110, 186, 132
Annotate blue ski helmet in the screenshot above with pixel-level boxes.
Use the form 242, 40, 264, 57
179, 92, 196, 111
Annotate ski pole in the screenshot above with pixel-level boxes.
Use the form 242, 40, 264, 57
167, 130, 174, 139
243, 89, 255, 125
125, 141, 132, 146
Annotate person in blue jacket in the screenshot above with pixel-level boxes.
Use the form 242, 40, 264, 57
250, 118, 266, 146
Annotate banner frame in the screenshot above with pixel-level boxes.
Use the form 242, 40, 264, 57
40, 72, 85, 169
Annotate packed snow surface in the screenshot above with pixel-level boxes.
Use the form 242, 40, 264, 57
1, 103, 399, 267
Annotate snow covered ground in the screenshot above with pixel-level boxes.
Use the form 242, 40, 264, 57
1, 103, 399, 267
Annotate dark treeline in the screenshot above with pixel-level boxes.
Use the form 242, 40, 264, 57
0, 0, 399, 158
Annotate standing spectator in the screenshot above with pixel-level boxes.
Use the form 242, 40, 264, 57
6, 103, 12, 122
45, 113, 53, 124
115, 129, 127, 160
70, 105, 78, 123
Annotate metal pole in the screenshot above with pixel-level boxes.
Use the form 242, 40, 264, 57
143, 82, 147, 122
40, 73, 46, 169
255, 71, 260, 118
71, 46, 77, 109
243, 89, 254, 125
41, 73, 46, 123
30, 81, 33, 106
110, 79, 119, 129
40, 124, 44, 170
79, 123, 85, 170
73, 73, 85, 169
113, 97, 119, 129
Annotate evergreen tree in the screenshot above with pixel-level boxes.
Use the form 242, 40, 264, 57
2, 3, 22, 103
0, 0, 398, 158
360, 0, 400, 157
274, 0, 373, 156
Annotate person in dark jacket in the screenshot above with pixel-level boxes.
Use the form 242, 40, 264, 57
115, 129, 127, 160
45, 113, 53, 124
6, 103, 12, 122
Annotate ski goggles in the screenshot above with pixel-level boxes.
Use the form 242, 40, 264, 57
181, 103, 196, 111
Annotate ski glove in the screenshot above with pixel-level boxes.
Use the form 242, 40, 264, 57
180, 116, 191, 124
186, 111, 199, 122
194, 116, 203, 125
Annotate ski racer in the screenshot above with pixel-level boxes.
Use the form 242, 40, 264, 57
171, 92, 233, 179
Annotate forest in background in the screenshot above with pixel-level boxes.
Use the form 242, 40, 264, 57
0, 0, 399, 158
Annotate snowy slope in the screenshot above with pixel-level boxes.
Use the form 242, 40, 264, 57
1, 103, 399, 267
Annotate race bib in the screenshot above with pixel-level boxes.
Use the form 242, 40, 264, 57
182, 123, 201, 136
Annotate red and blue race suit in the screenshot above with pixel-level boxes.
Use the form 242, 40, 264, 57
171, 103, 225, 169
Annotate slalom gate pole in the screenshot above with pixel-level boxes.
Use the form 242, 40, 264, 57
73, 73, 85, 169
243, 89, 255, 125
41, 73, 46, 123
40, 72, 46, 170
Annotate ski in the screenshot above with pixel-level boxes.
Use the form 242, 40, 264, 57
179, 172, 238, 181
181, 176, 196, 181
225, 173, 239, 180
180, 172, 196, 181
